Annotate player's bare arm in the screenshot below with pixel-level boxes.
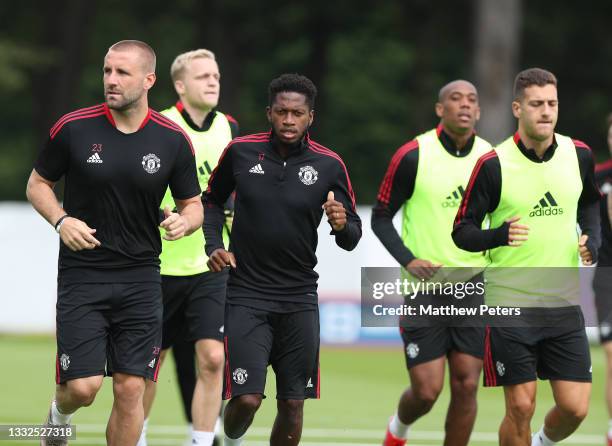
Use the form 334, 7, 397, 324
26, 169, 101, 251
161, 196, 203, 240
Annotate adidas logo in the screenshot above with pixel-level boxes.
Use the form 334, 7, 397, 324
249, 163, 264, 174
148, 358, 156, 368
87, 153, 103, 164
306, 377, 313, 388
529, 191, 564, 217
441, 185, 465, 208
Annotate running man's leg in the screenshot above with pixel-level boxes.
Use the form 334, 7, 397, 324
499, 381, 537, 445
107, 373, 146, 445
445, 350, 482, 446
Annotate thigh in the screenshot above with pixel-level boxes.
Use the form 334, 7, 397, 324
450, 326, 485, 360
400, 326, 450, 369
484, 326, 538, 387
271, 310, 320, 400
107, 282, 163, 381
537, 326, 592, 382
56, 282, 111, 384
185, 270, 228, 342
161, 275, 189, 350
223, 304, 273, 400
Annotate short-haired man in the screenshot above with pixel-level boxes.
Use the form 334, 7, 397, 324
453, 68, 601, 446
204, 73, 362, 445
26, 40, 202, 445
372, 80, 491, 446
139, 48, 238, 446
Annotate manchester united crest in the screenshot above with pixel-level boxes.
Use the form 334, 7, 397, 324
142, 153, 161, 174
298, 165, 318, 185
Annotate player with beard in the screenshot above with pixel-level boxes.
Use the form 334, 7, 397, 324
27, 40, 202, 445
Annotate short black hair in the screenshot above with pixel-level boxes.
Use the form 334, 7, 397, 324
268, 73, 317, 110
513, 68, 557, 100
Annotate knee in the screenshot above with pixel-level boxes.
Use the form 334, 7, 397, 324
197, 345, 225, 375
66, 380, 101, 407
233, 394, 263, 414
113, 375, 145, 406
507, 396, 536, 423
278, 399, 304, 425
558, 401, 589, 424
413, 385, 442, 412
450, 375, 479, 400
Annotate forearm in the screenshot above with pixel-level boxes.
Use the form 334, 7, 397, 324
578, 200, 601, 261
178, 200, 204, 236
371, 212, 415, 266
452, 222, 509, 252
26, 179, 65, 228
203, 202, 226, 255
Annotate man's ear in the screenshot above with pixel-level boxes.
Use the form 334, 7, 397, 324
511, 100, 521, 119
435, 102, 444, 119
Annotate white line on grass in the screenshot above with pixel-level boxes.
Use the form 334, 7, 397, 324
1, 423, 604, 445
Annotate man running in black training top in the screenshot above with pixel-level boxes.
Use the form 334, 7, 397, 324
203, 73, 362, 446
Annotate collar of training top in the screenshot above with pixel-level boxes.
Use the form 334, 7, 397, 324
176, 101, 217, 132
436, 124, 476, 158
269, 130, 309, 156
513, 131, 558, 163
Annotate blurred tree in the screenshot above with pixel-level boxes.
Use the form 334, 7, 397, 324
474, 0, 521, 145
1, 0, 610, 202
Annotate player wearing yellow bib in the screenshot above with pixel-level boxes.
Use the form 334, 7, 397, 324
453, 68, 601, 446
372, 80, 491, 446
139, 49, 238, 446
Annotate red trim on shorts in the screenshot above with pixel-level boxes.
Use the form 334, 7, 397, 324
224, 336, 232, 399
153, 357, 161, 381
483, 326, 497, 386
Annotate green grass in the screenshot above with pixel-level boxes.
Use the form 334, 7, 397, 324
0, 335, 607, 445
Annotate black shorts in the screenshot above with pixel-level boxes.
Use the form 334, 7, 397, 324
483, 310, 591, 387
56, 281, 163, 384
594, 267, 612, 343
161, 270, 227, 349
400, 326, 484, 368
223, 304, 320, 400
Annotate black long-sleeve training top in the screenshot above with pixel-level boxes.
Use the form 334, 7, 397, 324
203, 131, 362, 305
595, 159, 612, 266
452, 134, 601, 260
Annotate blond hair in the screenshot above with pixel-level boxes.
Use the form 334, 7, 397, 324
170, 49, 216, 82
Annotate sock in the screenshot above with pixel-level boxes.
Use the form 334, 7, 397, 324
389, 413, 410, 439
192, 430, 215, 445
214, 417, 222, 435
50, 401, 73, 425
224, 433, 244, 446
531, 426, 555, 446
608, 419, 612, 437
136, 418, 148, 446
